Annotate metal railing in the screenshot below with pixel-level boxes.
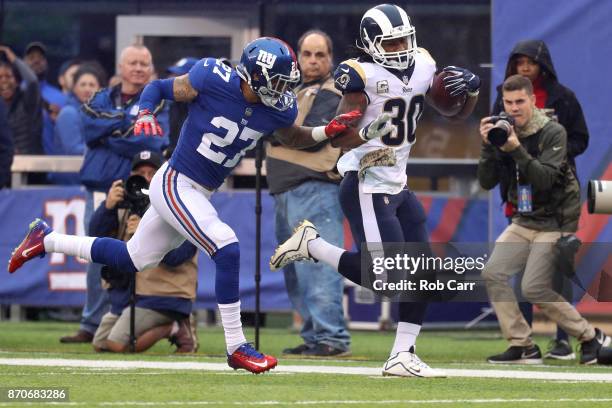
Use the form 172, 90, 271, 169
11, 155, 481, 195
10, 155, 261, 188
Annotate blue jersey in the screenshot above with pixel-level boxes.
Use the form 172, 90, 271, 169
169, 58, 298, 189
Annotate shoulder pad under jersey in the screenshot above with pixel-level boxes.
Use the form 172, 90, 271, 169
334, 59, 367, 94
187, 58, 216, 92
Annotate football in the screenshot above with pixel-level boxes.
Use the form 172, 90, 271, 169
429, 71, 466, 117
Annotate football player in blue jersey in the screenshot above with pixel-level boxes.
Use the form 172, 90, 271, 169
8, 37, 393, 374
271, 4, 480, 377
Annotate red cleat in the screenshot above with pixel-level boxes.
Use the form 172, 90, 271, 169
8, 219, 52, 273
227, 343, 278, 374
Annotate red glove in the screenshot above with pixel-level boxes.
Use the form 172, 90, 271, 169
134, 109, 163, 136
324, 110, 363, 137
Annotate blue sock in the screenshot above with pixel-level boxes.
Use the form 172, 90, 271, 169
338, 251, 364, 286
556, 327, 569, 342
520, 302, 534, 326
213, 243, 240, 304
90, 237, 137, 274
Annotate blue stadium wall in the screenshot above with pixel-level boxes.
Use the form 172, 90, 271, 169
0, 188, 487, 319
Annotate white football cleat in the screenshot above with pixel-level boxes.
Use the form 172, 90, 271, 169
382, 349, 447, 378
269, 220, 319, 271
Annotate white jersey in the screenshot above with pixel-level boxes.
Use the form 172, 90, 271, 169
334, 49, 436, 194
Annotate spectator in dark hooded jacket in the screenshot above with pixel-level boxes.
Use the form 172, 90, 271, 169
492, 40, 589, 175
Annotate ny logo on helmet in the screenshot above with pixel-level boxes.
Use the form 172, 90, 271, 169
256, 50, 277, 70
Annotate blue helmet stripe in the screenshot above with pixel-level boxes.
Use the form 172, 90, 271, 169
375, 4, 405, 28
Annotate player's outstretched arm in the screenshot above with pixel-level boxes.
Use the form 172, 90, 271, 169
328, 92, 368, 148
172, 74, 199, 102
140, 74, 199, 105
275, 91, 392, 149
273, 92, 365, 149
135, 74, 199, 136
274, 92, 368, 149
321, 91, 393, 149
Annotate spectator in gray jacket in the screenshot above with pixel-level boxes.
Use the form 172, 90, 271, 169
0, 45, 43, 154
266, 30, 350, 357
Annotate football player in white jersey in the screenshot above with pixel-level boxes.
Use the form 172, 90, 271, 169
271, 4, 480, 377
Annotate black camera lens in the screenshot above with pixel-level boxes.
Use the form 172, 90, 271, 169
486, 114, 514, 147
487, 127, 509, 147
117, 175, 151, 217
125, 175, 149, 201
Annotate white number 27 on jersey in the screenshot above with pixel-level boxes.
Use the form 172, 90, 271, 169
197, 116, 262, 168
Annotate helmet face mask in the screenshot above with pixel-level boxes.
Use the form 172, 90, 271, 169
236, 37, 300, 111
254, 67, 299, 110
358, 4, 417, 70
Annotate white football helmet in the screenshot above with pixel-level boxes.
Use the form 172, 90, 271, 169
357, 4, 417, 70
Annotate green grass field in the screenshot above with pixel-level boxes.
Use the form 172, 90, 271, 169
1, 321, 612, 407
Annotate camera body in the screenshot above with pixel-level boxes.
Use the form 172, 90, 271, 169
100, 265, 131, 290
116, 174, 150, 217
555, 234, 581, 276
487, 112, 515, 147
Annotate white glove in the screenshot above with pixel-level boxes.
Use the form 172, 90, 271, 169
358, 113, 393, 141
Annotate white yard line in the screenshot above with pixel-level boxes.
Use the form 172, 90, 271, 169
2, 398, 612, 406
1, 357, 612, 381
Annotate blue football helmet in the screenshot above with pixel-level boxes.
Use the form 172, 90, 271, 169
236, 37, 300, 111
357, 4, 417, 70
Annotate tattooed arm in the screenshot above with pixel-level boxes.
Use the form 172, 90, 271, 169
134, 75, 198, 136
274, 91, 369, 149
172, 74, 199, 102
138, 74, 198, 109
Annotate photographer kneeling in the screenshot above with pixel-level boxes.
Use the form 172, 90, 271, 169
92, 151, 199, 353
478, 75, 610, 365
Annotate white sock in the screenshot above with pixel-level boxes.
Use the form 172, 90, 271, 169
307, 237, 344, 269
390, 322, 421, 356
218, 301, 247, 354
43, 232, 95, 262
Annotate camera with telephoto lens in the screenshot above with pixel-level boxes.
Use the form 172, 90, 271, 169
117, 174, 150, 217
487, 112, 515, 147
587, 180, 612, 214
586, 179, 612, 365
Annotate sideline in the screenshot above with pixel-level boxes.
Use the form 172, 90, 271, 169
1, 357, 612, 381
